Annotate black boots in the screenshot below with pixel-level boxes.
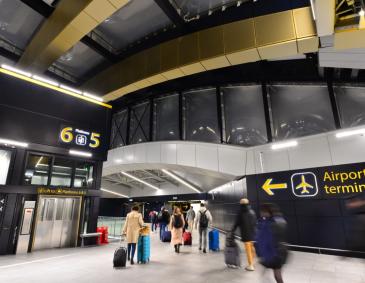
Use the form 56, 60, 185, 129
174, 244, 181, 253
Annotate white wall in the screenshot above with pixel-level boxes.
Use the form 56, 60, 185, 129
104, 126, 365, 178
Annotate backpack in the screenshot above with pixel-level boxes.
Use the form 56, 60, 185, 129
173, 214, 183, 229
199, 210, 209, 228
255, 219, 276, 263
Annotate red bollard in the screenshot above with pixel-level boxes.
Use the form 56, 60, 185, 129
103, 226, 109, 244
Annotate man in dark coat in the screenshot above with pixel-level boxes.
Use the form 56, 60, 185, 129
233, 198, 257, 271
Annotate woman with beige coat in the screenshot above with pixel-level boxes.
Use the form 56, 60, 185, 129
122, 206, 144, 264
169, 207, 185, 253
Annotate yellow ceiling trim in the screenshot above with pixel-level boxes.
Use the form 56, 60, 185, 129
84, 7, 317, 102
0, 68, 112, 109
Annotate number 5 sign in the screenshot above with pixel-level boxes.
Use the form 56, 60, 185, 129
60, 126, 101, 149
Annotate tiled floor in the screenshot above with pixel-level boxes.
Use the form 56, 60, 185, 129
0, 230, 364, 283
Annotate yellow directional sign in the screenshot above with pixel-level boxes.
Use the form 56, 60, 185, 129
262, 178, 288, 195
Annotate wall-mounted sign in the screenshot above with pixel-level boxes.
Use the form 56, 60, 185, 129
37, 187, 87, 196
59, 126, 100, 149
248, 162, 365, 201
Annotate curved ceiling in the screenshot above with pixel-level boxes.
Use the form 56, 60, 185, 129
0, 0, 364, 102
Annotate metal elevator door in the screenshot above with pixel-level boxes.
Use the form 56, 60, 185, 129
33, 196, 81, 251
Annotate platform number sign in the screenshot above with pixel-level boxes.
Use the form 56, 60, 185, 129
60, 126, 101, 149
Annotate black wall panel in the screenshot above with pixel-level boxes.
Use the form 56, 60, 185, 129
0, 74, 111, 158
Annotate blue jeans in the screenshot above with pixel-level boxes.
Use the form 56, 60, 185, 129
160, 223, 167, 240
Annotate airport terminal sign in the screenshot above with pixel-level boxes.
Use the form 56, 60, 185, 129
249, 162, 365, 201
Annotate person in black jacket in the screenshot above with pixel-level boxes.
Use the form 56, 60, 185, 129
232, 198, 257, 271
158, 207, 170, 241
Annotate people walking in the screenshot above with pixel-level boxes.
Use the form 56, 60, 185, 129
149, 210, 158, 232
158, 207, 170, 241
122, 206, 144, 265
256, 203, 288, 283
232, 198, 257, 271
186, 206, 196, 232
195, 203, 212, 253
170, 207, 185, 253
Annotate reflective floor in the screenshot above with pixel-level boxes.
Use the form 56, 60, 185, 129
1, 230, 365, 283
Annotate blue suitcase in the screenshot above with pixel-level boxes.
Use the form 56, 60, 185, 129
209, 229, 220, 251
137, 235, 150, 264
162, 230, 171, 242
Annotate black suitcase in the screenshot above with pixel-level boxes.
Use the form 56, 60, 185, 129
225, 233, 240, 268
113, 246, 127, 268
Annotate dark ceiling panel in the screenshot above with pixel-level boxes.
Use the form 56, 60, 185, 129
0, 0, 44, 50
94, 0, 172, 53
52, 41, 108, 80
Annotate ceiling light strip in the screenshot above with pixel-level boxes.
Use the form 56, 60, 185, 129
271, 140, 298, 150
1, 64, 31, 77
121, 171, 160, 191
32, 75, 59, 86
83, 92, 104, 102
101, 188, 129, 198
162, 169, 201, 193
69, 149, 92, 158
0, 67, 112, 109
335, 128, 365, 138
0, 138, 28, 148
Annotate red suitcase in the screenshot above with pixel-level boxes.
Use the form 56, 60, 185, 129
183, 231, 192, 245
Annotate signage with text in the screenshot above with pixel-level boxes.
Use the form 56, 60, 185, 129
59, 126, 101, 149
248, 162, 365, 201
37, 187, 87, 196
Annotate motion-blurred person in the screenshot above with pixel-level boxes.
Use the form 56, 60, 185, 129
186, 206, 196, 232
256, 203, 287, 283
122, 206, 144, 265
158, 207, 170, 241
195, 203, 213, 253
149, 210, 158, 232
346, 196, 365, 252
232, 198, 257, 271
170, 207, 185, 253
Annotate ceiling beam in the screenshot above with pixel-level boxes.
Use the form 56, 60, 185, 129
18, 0, 128, 72
154, 0, 186, 30
20, 0, 117, 62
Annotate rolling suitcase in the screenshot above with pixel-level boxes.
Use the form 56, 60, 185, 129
162, 230, 171, 242
137, 235, 150, 264
183, 231, 192, 245
113, 246, 127, 268
209, 229, 220, 251
224, 233, 240, 268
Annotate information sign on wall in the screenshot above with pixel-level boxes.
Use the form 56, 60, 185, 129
249, 162, 365, 201
37, 187, 87, 196
59, 126, 101, 149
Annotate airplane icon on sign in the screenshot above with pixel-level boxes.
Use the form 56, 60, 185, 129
295, 175, 313, 194
291, 172, 318, 197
